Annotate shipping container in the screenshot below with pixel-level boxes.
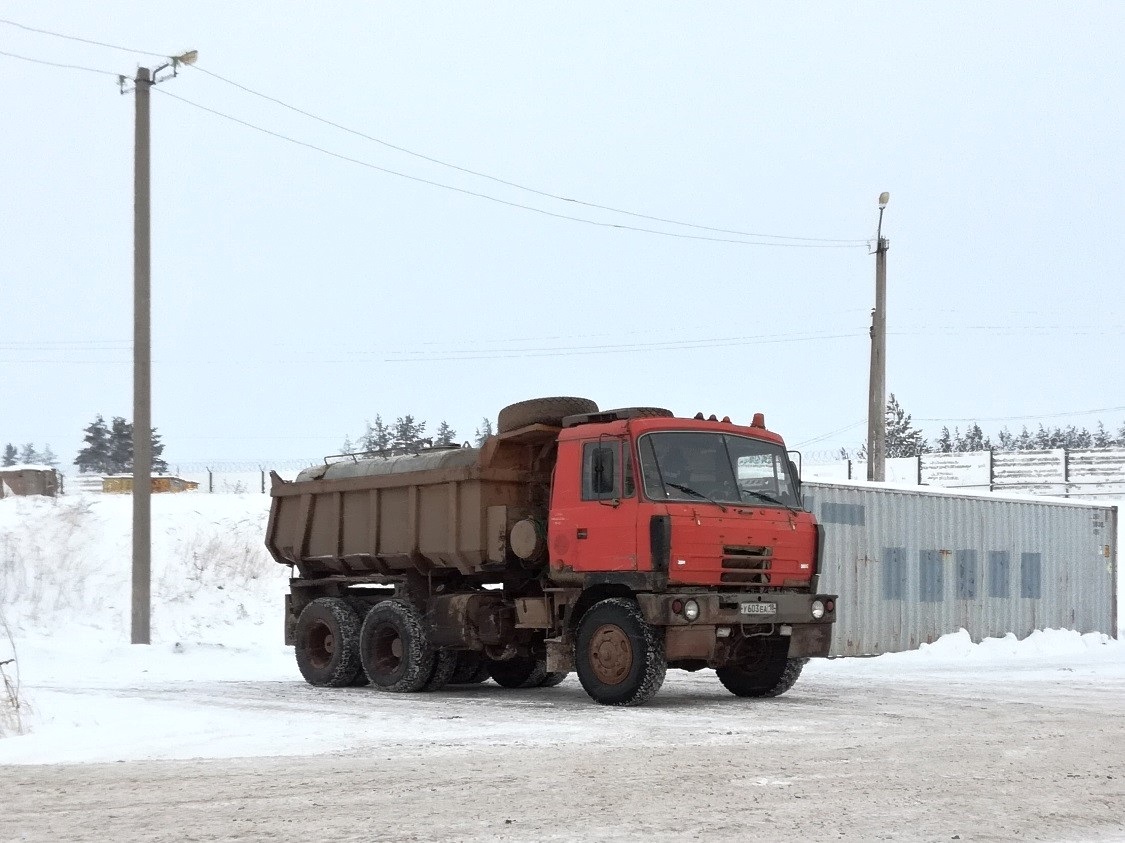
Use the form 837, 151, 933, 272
803, 481, 1118, 656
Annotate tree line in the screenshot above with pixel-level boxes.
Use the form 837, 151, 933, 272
1, 443, 58, 468
341, 415, 494, 456
74, 414, 167, 474
850, 394, 1125, 459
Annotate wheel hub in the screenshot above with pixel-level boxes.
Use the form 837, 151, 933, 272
307, 621, 335, 669
589, 624, 633, 685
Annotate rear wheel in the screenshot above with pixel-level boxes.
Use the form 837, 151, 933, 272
423, 649, 458, 691
488, 655, 548, 688
716, 638, 806, 698
359, 600, 435, 692
449, 652, 491, 685
575, 598, 666, 706
294, 597, 363, 687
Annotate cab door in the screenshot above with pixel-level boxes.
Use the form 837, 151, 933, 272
550, 437, 638, 573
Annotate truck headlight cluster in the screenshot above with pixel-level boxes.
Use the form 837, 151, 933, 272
683, 599, 700, 622
811, 599, 825, 619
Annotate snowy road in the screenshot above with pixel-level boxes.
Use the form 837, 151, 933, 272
3, 659, 1124, 843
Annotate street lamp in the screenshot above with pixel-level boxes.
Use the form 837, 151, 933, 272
120, 52, 197, 645
867, 191, 890, 482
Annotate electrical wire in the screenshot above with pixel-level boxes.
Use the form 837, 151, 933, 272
154, 87, 866, 249
186, 64, 870, 246
0, 15, 872, 246
0, 48, 119, 76
0, 17, 166, 58
793, 420, 866, 448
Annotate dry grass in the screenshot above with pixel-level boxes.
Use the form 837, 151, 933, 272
0, 610, 29, 738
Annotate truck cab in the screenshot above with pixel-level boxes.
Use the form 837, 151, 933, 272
542, 409, 834, 702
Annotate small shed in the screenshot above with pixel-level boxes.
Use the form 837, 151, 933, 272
102, 475, 199, 494
0, 465, 61, 498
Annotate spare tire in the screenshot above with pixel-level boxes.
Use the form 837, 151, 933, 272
497, 397, 599, 434
599, 407, 674, 419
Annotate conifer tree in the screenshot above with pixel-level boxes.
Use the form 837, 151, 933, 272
935, 427, 953, 453
960, 423, 991, 452
474, 417, 493, 447
434, 421, 457, 446
75, 415, 112, 474
40, 445, 58, 469
360, 416, 393, 455
18, 443, 38, 464
2, 444, 17, 466
884, 394, 929, 457
1093, 422, 1112, 448
392, 415, 427, 452
108, 417, 133, 473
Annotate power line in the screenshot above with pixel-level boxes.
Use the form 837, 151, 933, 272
0, 15, 869, 246
186, 64, 869, 246
154, 87, 866, 249
793, 420, 866, 448
0, 17, 167, 58
0, 48, 118, 76
916, 406, 1125, 424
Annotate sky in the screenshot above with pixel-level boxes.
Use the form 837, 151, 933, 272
2, 2, 1123, 470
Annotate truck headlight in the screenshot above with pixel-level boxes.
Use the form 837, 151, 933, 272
683, 599, 700, 622
811, 599, 825, 620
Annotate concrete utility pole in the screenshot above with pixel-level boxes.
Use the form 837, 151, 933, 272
132, 65, 152, 644
867, 192, 890, 482
122, 51, 197, 645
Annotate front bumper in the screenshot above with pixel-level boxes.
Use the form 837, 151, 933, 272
636, 591, 836, 662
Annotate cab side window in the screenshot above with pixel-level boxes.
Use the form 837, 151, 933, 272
582, 442, 631, 501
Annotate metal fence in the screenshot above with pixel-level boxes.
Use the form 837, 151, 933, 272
806, 447, 1125, 499
805, 481, 1119, 656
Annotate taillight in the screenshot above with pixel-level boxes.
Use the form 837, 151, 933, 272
671, 599, 684, 614
825, 599, 835, 613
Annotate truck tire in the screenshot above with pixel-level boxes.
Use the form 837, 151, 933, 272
449, 652, 491, 685
538, 671, 568, 687
422, 649, 458, 691
359, 600, 436, 692
496, 397, 598, 434
575, 598, 666, 706
294, 597, 364, 687
599, 406, 673, 419
716, 639, 806, 697
488, 655, 548, 688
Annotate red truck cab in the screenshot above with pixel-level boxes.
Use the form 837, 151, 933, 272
544, 409, 833, 702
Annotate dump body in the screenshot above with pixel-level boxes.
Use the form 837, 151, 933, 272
267, 431, 552, 577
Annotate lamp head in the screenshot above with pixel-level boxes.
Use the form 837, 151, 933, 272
878, 191, 890, 209
173, 50, 199, 66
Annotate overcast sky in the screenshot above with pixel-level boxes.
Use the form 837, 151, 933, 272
2, 2, 1123, 470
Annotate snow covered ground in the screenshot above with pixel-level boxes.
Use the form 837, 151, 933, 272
0, 493, 1123, 841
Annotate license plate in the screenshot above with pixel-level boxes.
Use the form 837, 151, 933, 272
740, 602, 776, 616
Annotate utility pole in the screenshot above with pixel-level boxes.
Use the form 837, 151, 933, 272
867, 191, 890, 482
132, 65, 152, 644
121, 51, 197, 645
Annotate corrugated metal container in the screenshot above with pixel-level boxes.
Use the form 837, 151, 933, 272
804, 481, 1118, 656
102, 475, 198, 494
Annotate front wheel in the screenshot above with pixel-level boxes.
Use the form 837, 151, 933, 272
575, 598, 666, 706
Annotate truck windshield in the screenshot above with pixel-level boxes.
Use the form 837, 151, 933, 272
638, 431, 800, 509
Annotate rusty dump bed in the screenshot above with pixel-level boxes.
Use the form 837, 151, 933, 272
267, 430, 555, 579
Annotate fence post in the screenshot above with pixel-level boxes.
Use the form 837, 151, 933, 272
260, 468, 266, 494
847, 459, 852, 480
988, 449, 994, 492
916, 455, 922, 485
1063, 448, 1070, 498
208, 468, 213, 494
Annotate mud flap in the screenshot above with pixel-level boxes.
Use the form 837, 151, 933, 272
788, 623, 832, 658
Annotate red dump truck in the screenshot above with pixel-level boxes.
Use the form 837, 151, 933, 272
266, 397, 835, 706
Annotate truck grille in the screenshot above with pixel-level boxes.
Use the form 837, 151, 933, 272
720, 545, 772, 585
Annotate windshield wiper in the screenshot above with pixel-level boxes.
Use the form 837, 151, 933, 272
665, 482, 727, 513
738, 487, 799, 514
